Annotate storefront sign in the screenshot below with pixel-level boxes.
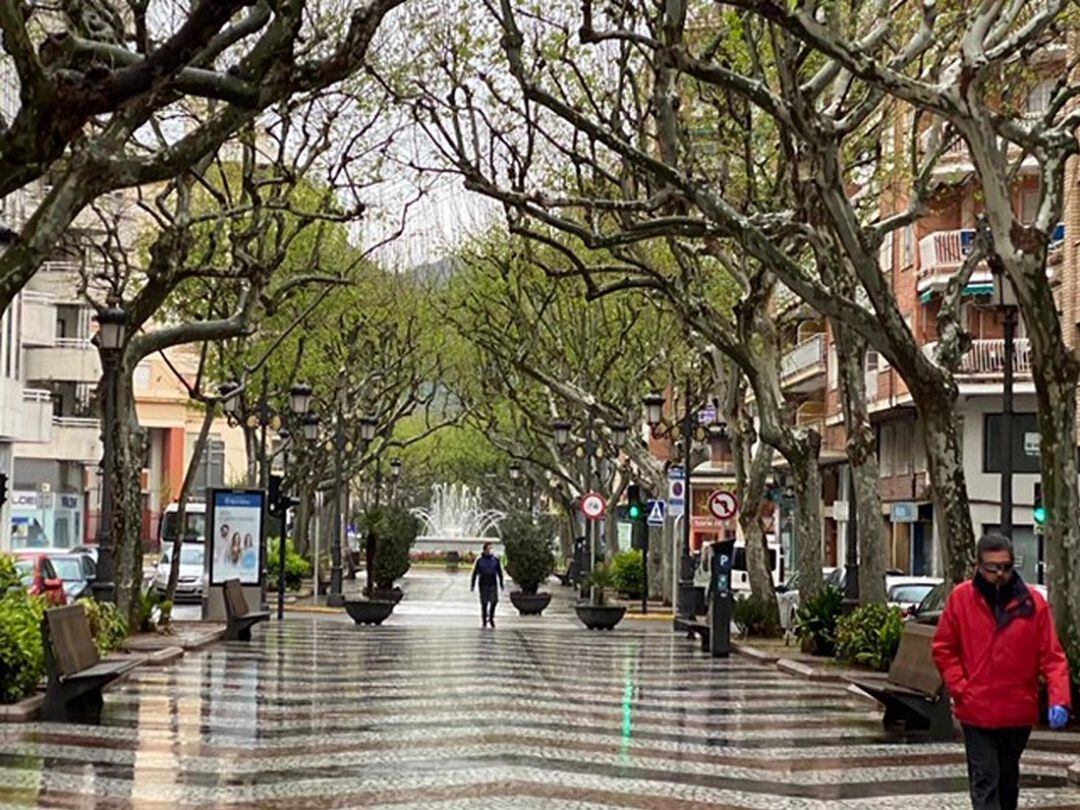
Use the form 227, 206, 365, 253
1024, 432, 1040, 457
890, 502, 917, 523
208, 489, 265, 586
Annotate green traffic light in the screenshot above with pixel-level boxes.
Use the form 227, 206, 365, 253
628, 504, 643, 520
1034, 505, 1046, 525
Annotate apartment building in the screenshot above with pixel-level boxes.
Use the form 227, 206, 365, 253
777, 79, 1067, 585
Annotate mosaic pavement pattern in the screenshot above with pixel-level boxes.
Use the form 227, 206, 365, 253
1, 571, 1079, 809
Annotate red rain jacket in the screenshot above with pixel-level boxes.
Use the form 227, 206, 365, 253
932, 578, 1072, 728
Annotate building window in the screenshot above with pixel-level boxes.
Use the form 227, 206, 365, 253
193, 437, 226, 497
878, 231, 894, 274
1020, 188, 1040, 226
983, 413, 1041, 474
827, 343, 838, 390
1025, 80, 1055, 116
902, 224, 916, 268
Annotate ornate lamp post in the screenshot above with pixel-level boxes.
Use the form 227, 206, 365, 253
273, 383, 315, 620
643, 386, 721, 623
91, 304, 127, 602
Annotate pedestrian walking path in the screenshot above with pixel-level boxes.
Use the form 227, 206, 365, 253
1, 572, 1078, 808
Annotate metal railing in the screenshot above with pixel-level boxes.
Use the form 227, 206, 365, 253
53, 337, 94, 350
918, 229, 975, 276
52, 416, 99, 429
20, 290, 55, 305
923, 338, 1032, 375
21, 388, 53, 404
781, 333, 825, 379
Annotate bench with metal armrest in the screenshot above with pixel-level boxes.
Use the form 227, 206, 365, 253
847, 622, 954, 741
41, 604, 143, 722
223, 578, 270, 641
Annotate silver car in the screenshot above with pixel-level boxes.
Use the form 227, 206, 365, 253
153, 544, 206, 602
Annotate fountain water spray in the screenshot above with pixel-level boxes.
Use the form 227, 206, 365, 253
411, 483, 506, 554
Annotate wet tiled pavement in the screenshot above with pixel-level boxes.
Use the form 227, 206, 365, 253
2, 570, 1079, 808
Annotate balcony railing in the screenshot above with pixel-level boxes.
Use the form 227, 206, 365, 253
919, 224, 1064, 279
781, 334, 825, 380
54, 337, 93, 350
923, 338, 1032, 375
53, 416, 99, 429
21, 388, 53, 404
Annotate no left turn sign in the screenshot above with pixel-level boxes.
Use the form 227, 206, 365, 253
579, 491, 606, 521
708, 490, 738, 521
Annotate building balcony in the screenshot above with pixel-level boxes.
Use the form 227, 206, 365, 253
18, 389, 53, 443
923, 338, 1032, 377
16, 416, 100, 463
20, 290, 57, 348
781, 334, 826, 392
916, 224, 1064, 296
24, 338, 100, 384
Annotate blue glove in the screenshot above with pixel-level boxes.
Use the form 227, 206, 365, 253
1049, 705, 1069, 730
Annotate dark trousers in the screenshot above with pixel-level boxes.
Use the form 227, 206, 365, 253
479, 585, 498, 623
962, 724, 1031, 810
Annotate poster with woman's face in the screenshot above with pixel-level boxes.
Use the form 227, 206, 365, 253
210, 491, 264, 585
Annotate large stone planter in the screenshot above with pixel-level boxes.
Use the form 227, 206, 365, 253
369, 586, 404, 605
575, 603, 626, 630
344, 599, 395, 625
509, 591, 552, 616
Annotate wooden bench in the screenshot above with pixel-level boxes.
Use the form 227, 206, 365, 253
41, 604, 142, 722
847, 622, 954, 741
674, 616, 711, 652
224, 579, 270, 641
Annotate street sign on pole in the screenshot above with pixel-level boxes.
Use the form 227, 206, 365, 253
647, 500, 665, 526
579, 491, 606, 521
708, 490, 738, 521
668, 470, 685, 516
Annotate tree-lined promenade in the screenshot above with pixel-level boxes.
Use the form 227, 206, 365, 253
0, 0, 1077, 701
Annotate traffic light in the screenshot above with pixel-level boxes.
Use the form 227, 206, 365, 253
626, 484, 647, 523
1033, 482, 1046, 527
0, 473, 7, 508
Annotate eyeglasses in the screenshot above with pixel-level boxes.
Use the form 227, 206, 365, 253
980, 561, 1014, 574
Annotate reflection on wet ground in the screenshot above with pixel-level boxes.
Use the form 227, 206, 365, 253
1, 570, 1078, 808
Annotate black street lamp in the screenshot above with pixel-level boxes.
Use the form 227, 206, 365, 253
91, 304, 127, 602
273, 384, 315, 620
981, 215, 1017, 538
390, 457, 402, 504
326, 404, 376, 606
551, 410, 609, 598
643, 385, 723, 624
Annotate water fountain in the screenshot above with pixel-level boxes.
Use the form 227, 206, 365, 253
411, 483, 506, 554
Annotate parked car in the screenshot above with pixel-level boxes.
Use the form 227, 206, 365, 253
47, 553, 96, 602
153, 544, 206, 602
13, 553, 67, 606
776, 567, 835, 631
886, 577, 941, 613
68, 544, 100, 566
910, 580, 1049, 625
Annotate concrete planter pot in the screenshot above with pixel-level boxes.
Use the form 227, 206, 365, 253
574, 603, 626, 630
343, 600, 395, 625
509, 591, 552, 616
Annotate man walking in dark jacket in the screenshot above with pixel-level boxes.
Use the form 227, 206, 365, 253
933, 533, 1072, 810
470, 543, 504, 628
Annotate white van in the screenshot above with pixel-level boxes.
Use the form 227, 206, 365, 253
730, 534, 783, 594
158, 502, 207, 551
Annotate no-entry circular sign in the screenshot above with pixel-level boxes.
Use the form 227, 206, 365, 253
579, 491, 607, 521
709, 490, 738, 521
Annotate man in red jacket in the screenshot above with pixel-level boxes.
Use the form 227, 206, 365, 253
933, 533, 1072, 810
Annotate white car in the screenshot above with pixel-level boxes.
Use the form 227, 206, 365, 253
886, 576, 942, 613
153, 544, 206, 602
776, 567, 835, 631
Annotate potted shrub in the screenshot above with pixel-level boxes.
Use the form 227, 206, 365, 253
574, 563, 626, 630
611, 550, 644, 600
502, 512, 556, 616
365, 505, 420, 603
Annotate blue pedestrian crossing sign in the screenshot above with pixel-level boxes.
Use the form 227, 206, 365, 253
646, 500, 665, 526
